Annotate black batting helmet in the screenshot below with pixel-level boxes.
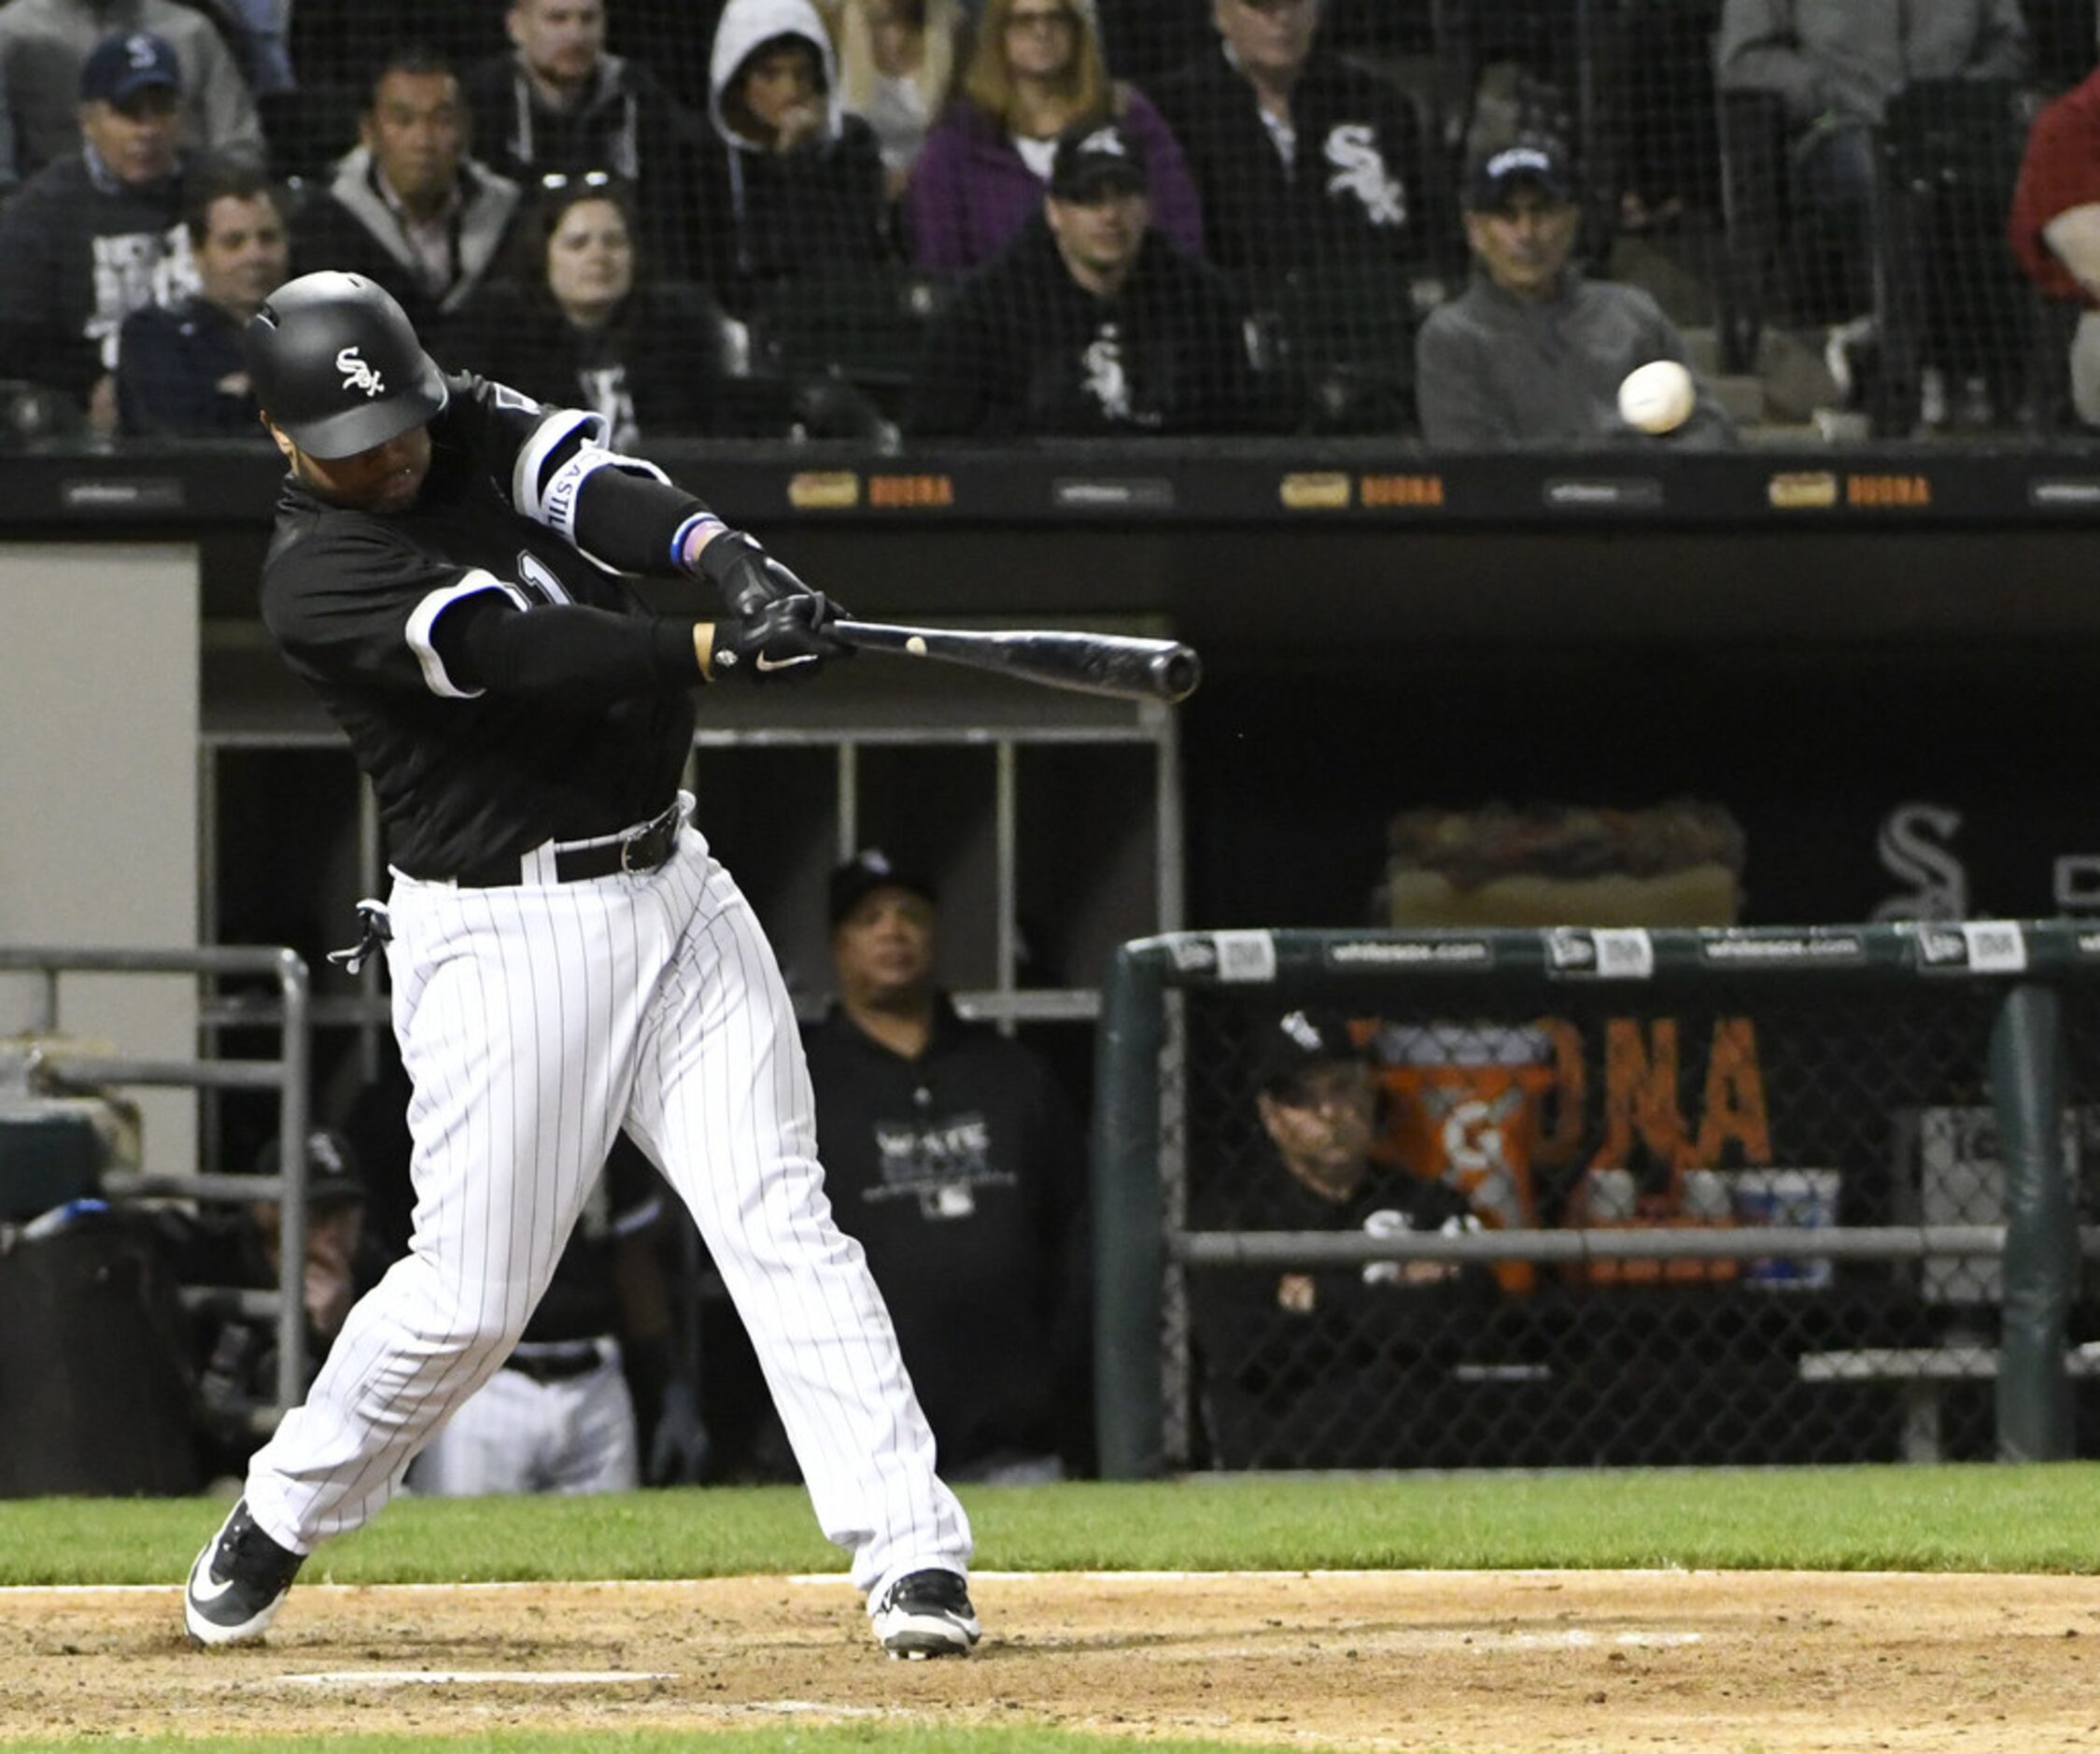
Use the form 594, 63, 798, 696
245, 272, 448, 459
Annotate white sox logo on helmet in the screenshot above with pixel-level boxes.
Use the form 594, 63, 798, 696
337, 347, 385, 398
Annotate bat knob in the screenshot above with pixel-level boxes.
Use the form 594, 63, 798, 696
1153, 647, 1202, 704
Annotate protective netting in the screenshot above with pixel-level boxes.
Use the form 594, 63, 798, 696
2, 2, 2095, 446
1166, 975, 2100, 1471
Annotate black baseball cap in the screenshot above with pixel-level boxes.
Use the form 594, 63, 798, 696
1050, 120, 1148, 202
828, 849, 937, 927
252, 1126, 367, 1207
80, 31, 182, 104
1465, 137, 1574, 212
1256, 1007, 1369, 1096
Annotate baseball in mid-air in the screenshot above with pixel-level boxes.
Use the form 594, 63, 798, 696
906, 634, 928, 657
1618, 359, 1697, 434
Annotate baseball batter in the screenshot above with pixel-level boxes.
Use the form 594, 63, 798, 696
182, 271, 978, 1660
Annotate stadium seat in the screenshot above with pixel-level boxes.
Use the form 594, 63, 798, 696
1247, 262, 1428, 436
1712, 87, 1791, 375
745, 268, 944, 427
1872, 79, 2033, 432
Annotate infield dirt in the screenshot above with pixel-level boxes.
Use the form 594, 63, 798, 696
1, 1570, 2092, 1749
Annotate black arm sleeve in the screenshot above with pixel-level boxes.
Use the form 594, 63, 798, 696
433, 595, 703, 705
571, 463, 712, 576
449, 375, 714, 577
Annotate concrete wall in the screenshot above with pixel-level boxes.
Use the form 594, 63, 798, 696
0, 544, 198, 1176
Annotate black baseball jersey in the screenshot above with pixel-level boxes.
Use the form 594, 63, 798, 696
258, 372, 709, 878
801, 997, 1091, 1470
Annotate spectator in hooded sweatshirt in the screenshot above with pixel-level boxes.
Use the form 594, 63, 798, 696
461, 0, 706, 277
693, 0, 895, 321
902, 0, 1202, 279
0, 0, 263, 195
903, 117, 1267, 437
0, 29, 199, 431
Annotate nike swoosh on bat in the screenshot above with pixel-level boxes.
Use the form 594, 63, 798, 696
754, 653, 819, 672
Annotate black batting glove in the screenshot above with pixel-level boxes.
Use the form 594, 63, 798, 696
699, 530, 852, 620
709, 591, 853, 682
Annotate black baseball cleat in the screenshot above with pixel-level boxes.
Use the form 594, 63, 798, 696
185, 1499, 304, 1647
872, 1567, 981, 1659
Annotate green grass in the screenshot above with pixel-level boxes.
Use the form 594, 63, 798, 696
5, 1465, 2100, 1587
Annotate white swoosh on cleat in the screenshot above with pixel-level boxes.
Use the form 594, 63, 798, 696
188, 1553, 237, 1605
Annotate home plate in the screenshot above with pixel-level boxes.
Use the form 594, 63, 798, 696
277, 1670, 676, 1688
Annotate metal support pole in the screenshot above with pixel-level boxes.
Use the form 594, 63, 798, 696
1992, 982, 2076, 1461
1093, 945, 1166, 1478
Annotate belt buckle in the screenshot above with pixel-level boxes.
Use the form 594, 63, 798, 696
619, 803, 679, 875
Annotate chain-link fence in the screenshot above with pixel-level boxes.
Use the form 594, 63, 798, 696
1093, 923, 2100, 1475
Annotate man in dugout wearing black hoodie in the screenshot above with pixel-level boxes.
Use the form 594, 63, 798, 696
801, 849, 1092, 1482
902, 118, 1269, 437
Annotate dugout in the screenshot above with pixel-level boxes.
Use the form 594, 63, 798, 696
7, 435, 2100, 1476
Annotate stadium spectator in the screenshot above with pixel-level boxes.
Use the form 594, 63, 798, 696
827, 0, 968, 201
115, 155, 286, 436
0, 30, 198, 431
461, 0, 706, 275
1187, 1008, 1482, 1471
801, 849, 1092, 1481
1715, 0, 2029, 398
2008, 62, 2100, 425
694, 0, 894, 318
1146, 0, 1431, 290
472, 178, 751, 443
272, 4, 506, 178
0, 0, 263, 194
902, 0, 1202, 279
903, 118, 1266, 436
407, 1134, 706, 1495
1414, 139, 1738, 449
288, 46, 522, 347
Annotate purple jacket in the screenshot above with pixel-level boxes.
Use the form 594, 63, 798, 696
904, 87, 1204, 276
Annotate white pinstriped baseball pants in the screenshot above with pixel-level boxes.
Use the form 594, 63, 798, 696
243, 813, 971, 1601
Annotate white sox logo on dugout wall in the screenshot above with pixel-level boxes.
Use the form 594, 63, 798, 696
336, 347, 384, 398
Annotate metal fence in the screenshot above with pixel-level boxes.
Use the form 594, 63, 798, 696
1092, 922, 2100, 1477
0, 944, 315, 1423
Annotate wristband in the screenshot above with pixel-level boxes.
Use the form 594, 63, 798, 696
672, 513, 729, 573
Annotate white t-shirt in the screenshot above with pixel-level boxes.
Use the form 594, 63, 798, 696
1012, 133, 1058, 181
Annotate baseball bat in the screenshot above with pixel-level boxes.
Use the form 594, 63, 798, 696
832, 620, 1202, 704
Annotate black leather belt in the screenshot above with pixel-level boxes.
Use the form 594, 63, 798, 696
503, 1341, 610, 1383
455, 802, 683, 889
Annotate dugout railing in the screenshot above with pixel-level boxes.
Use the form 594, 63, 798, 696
1092, 923, 2100, 1478
0, 944, 315, 1422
